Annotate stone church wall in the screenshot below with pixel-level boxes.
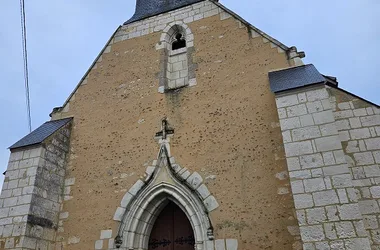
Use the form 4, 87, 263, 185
50, 1, 301, 249
0, 124, 71, 249
275, 85, 380, 249
330, 87, 380, 248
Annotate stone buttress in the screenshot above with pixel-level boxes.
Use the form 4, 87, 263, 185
0, 118, 72, 249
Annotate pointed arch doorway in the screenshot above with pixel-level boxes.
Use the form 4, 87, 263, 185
148, 201, 195, 250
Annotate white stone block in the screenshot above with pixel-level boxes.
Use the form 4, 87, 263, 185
287, 104, 307, 117
65, 178, 75, 186
292, 126, 321, 142
186, 172, 203, 190
100, 230, 112, 239
338, 131, 350, 142
363, 215, 378, 229
291, 180, 304, 194
293, 194, 314, 209
196, 184, 210, 199
324, 223, 337, 240
95, 240, 103, 249
361, 115, 380, 127
322, 152, 335, 165
9, 205, 29, 216
350, 128, 371, 140
353, 152, 374, 166
304, 178, 326, 192
225, 239, 238, 250
280, 117, 301, 131
370, 186, 380, 198
306, 88, 329, 102
215, 239, 225, 250
358, 200, 380, 215
353, 108, 367, 117
298, 93, 307, 103
128, 180, 145, 196
307, 101, 324, 113
276, 94, 299, 108
326, 205, 340, 221
312, 110, 335, 125
335, 110, 354, 119
336, 119, 350, 130
113, 207, 126, 221
284, 141, 313, 157
314, 135, 342, 152
306, 208, 326, 224
313, 190, 339, 206
337, 204, 362, 220
332, 174, 352, 188
320, 123, 338, 136
300, 225, 325, 241
349, 117, 362, 129
335, 221, 356, 238
300, 114, 314, 127
365, 138, 380, 150
204, 195, 219, 212
289, 170, 312, 180
345, 238, 371, 250
287, 157, 301, 171
300, 153, 324, 169
322, 164, 349, 176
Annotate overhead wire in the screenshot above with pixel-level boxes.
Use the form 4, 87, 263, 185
19, 0, 32, 132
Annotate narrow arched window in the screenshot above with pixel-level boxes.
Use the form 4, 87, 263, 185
172, 33, 186, 50
157, 22, 197, 93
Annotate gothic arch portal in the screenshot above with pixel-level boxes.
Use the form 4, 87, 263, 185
112, 119, 218, 250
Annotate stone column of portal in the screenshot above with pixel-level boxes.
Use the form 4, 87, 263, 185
0, 125, 71, 249
275, 85, 371, 250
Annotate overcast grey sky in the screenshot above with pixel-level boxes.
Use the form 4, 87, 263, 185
0, 0, 379, 185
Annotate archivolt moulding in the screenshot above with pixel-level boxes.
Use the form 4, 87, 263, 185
112, 120, 219, 250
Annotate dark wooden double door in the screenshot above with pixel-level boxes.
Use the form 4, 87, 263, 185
148, 201, 195, 250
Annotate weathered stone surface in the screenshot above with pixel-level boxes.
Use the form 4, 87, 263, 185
300, 225, 325, 242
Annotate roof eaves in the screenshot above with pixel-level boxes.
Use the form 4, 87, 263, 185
9, 117, 73, 150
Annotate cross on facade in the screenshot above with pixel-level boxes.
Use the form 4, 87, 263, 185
155, 118, 174, 140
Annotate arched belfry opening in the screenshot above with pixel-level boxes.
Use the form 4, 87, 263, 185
113, 118, 218, 250
148, 201, 195, 250
156, 22, 197, 93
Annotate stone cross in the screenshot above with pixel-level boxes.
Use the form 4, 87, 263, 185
155, 118, 174, 140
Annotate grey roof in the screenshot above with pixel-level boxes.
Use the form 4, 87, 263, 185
9, 118, 72, 150
124, 0, 204, 24
269, 64, 326, 93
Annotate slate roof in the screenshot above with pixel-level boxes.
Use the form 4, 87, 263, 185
124, 0, 204, 24
269, 64, 326, 93
9, 118, 72, 150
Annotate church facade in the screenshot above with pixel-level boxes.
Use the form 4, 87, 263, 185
1, 0, 380, 249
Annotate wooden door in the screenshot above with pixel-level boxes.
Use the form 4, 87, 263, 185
148, 201, 195, 250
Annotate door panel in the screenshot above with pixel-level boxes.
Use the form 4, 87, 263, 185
148, 202, 194, 250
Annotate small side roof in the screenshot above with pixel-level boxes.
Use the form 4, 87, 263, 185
269, 64, 326, 93
9, 118, 72, 150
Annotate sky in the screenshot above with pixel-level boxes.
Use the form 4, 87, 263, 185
0, 0, 379, 186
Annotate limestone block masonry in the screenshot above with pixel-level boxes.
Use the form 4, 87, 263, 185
276, 85, 373, 249
0, 123, 71, 249
329, 87, 380, 248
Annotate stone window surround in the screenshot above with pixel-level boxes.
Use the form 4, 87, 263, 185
157, 21, 197, 93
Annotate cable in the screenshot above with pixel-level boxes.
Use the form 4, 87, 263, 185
19, 0, 32, 132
